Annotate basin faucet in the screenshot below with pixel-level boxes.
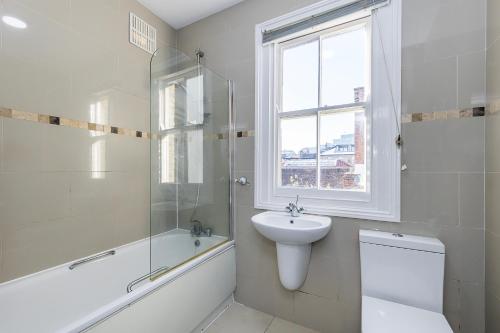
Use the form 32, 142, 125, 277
190, 220, 212, 237
285, 195, 304, 217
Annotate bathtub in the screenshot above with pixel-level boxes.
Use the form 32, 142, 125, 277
0, 229, 235, 333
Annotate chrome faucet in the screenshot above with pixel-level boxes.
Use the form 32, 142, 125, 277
285, 195, 304, 217
190, 220, 212, 237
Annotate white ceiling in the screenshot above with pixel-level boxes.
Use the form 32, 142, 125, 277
137, 0, 245, 29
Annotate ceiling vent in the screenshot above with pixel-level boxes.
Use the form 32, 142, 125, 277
129, 12, 157, 54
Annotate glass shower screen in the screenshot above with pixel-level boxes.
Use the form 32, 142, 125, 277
149, 46, 231, 279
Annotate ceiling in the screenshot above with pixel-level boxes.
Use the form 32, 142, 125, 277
137, 0, 245, 29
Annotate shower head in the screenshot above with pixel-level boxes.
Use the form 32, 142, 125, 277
195, 48, 204, 65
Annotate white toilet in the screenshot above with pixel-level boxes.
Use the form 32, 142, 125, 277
359, 230, 453, 333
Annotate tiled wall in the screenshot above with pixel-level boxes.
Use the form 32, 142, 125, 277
178, 0, 486, 332
0, 0, 176, 282
486, 0, 500, 331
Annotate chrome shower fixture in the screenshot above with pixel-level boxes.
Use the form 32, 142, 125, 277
195, 48, 204, 64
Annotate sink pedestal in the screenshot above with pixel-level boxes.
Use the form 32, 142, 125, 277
276, 243, 311, 290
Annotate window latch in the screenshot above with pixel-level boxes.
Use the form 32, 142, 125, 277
395, 134, 402, 147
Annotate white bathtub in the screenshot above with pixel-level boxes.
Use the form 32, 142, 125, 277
0, 229, 234, 333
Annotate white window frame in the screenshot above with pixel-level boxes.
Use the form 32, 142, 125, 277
275, 18, 371, 201
254, 0, 401, 222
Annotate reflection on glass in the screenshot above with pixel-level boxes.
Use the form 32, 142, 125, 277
89, 98, 108, 137
160, 134, 176, 184
159, 85, 176, 131
282, 40, 319, 112
321, 25, 368, 106
319, 109, 366, 190
90, 97, 108, 179
186, 129, 203, 183
91, 140, 106, 179
280, 116, 317, 187
186, 74, 204, 125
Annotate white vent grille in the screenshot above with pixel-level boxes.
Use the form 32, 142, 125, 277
129, 12, 157, 54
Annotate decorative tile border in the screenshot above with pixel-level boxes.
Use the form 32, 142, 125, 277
236, 130, 255, 138
0, 106, 235, 141
0, 106, 150, 139
402, 106, 486, 124
2, 105, 487, 140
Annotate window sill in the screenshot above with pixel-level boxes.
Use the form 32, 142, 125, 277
254, 200, 400, 222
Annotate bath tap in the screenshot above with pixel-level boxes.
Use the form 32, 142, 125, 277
285, 195, 304, 217
190, 220, 212, 237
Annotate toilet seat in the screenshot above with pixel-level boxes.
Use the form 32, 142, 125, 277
362, 296, 453, 333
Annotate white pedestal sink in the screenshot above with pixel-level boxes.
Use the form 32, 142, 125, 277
251, 211, 332, 290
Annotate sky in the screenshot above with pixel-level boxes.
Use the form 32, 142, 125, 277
280, 25, 367, 153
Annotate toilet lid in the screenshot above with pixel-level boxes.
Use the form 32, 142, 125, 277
362, 296, 453, 333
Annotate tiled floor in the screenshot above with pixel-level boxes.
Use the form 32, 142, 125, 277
205, 303, 319, 333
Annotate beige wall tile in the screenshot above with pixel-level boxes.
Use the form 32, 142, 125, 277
0, 171, 71, 229
14, 0, 71, 25
486, 115, 500, 172
460, 282, 486, 333
69, 0, 122, 50
486, 292, 500, 333
1, 118, 44, 172
402, 0, 485, 67
293, 292, 344, 333
108, 89, 149, 132
488, 0, 500, 48
178, 0, 487, 331
402, 56, 457, 114
458, 51, 486, 108
486, 173, 500, 235
486, 231, 500, 296
460, 173, 485, 229
0, 0, 176, 282
402, 173, 460, 226
235, 272, 294, 323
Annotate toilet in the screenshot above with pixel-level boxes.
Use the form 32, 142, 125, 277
359, 230, 453, 333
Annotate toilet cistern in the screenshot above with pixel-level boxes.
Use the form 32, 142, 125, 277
359, 230, 452, 333
251, 208, 331, 290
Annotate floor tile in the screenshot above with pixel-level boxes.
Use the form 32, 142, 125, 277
265, 317, 319, 333
205, 303, 273, 333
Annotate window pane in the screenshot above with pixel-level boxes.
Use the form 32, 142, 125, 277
280, 116, 317, 187
321, 25, 368, 106
282, 40, 319, 112
319, 109, 366, 191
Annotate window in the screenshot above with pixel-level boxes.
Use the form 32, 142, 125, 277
255, 0, 401, 221
278, 19, 369, 192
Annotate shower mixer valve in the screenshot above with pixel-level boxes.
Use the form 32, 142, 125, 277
190, 220, 212, 237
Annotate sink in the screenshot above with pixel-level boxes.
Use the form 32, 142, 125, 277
251, 211, 331, 290
251, 211, 331, 244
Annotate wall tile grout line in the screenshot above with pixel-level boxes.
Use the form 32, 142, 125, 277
263, 317, 276, 333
